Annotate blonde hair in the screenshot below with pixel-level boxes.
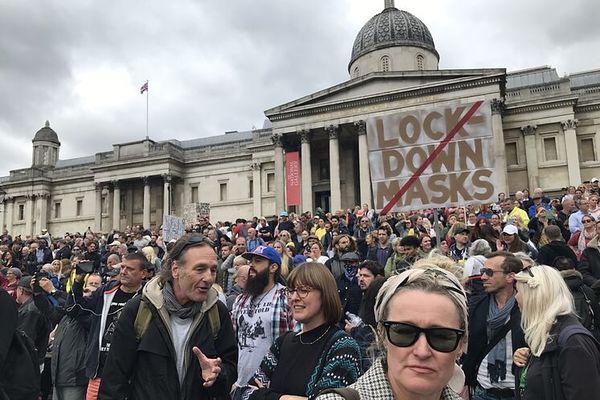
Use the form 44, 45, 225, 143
514, 265, 575, 356
142, 246, 157, 263
273, 240, 291, 278
412, 254, 464, 281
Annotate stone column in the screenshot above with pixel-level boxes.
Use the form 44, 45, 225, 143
300, 130, 313, 213
5, 197, 13, 234
272, 134, 285, 212
95, 183, 102, 232
562, 119, 581, 186
251, 162, 262, 217
355, 121, 372, 207
163, 174, 172, 217
25, 195, 34, 237
521, 125, 539, 190
491, 99, 509, 194
143, 176, 151, 228
37, 193, 48, 234
327, 125, 342, 212
112, 181, 120, 231
0, 199, 4, 232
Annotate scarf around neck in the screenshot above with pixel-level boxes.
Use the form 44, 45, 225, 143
486, 294, 515, 383
162, 280, 204, 319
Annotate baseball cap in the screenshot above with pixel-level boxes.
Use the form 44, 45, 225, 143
502, 224, 519, 235
109, 240, 121, 247
17, 276, 33, 292
593, 178, 599, 183
242, 245, 281, 266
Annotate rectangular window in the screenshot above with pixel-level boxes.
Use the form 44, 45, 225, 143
505, 142, 518, 166
219, 183, 227, 201
543, 137, 558, 161
191, 186, 199, 203
54, 202, 61, 219
267, 173, 275, 192
76, 199, 83, 217
101, 195, 108, 214
249, 179, 254, 198
580, 138, 596, 162
18, 204, 25, 221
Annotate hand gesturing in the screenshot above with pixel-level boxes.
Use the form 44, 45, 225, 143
193, 346, 222, 387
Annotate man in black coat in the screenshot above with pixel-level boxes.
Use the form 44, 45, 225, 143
462, 252, 527, 399
536, 225, 578, 267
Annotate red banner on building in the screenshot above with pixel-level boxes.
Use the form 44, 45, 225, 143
285, 151, 301, 206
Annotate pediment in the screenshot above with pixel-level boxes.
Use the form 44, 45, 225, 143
265, 68, 506, 121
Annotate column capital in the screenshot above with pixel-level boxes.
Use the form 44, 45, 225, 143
561, 119, 578, 131
354, 120, 367, 136
95, 182, 102, 191
299, 129, 311, 144
112, 180, 120, 189
250, 162, 262, 171
35, 193, 50, 200
142, 176, 151, 185
326, 125, 339, 140
25, 194, 35, 200
491, 98, 505, 115
162, 174, 172, 183
271, 133, 282, 147
520, 125, 537, 136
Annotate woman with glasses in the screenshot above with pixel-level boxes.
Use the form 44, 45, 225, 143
318, 266, 467, 400
512, 265, 600, 399
241, 262, 361, 400
567, 215, 596, 259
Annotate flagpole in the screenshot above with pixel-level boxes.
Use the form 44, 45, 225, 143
145, 80, 149, 140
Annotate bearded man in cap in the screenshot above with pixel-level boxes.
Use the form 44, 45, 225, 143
230, 245, 294, 397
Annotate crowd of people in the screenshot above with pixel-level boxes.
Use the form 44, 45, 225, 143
2, 182, 600, 400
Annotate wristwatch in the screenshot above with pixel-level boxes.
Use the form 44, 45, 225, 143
50, 289, 57, 296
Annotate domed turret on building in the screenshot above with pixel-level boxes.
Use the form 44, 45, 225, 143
32, 120, 60, 167
349, 0, 439, 78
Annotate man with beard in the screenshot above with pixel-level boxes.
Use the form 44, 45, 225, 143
325, 234, 356, 280
230, 246, 294, 397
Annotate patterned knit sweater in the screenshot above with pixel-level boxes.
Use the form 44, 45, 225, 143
243, 325, 361, 400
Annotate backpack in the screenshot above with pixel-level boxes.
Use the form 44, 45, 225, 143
572, 285, 600, 340
0, 329, 41, 400
133, 299, 221, 341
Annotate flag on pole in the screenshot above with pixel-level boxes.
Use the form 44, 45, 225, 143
140, 82, 148, 94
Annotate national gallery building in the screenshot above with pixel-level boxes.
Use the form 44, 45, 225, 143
2, 0, 600, 236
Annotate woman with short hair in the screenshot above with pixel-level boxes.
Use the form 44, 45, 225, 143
513, 265, 600, 399
318, 266, 468, 400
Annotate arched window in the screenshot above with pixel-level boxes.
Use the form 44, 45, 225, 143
416, 54, 424, 71
353, 66, 360, 78
381, 55, 390, 72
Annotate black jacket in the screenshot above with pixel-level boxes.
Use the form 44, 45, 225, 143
579, 237, 600, 287
17, 296, 50, 364
65, 279, 123, 379
536, 241, 578, 267
462, 293, 526, 387
98, 277, 237, 400
516, 314, 600, 400
51, 314, 90, 387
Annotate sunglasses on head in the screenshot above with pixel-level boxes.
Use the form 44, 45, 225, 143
168, 234, 214, 260
383, 321, 464, 353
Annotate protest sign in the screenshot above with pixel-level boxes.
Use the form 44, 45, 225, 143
163, 215, 185, 242
367, 100, 499, 212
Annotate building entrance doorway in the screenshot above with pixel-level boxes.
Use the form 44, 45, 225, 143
315, 191, 330, 213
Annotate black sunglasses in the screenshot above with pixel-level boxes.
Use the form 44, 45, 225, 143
383, 321, 464, 353
480, 268, 505, 277
521, 266, 534, 277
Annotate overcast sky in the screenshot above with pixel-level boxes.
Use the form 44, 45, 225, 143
1, 0, 599, 177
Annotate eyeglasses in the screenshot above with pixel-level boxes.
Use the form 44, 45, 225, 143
521, 266, 534, 277
583, 219, 594, 223
287, 286, 312, 299
383, 321, 464, 353
481, 268, 505, 276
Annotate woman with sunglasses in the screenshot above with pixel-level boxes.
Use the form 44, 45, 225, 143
512, 265, 600, 399
318, 266, 467, 400
241, 262, 361, 400
567, 215, 596, 259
